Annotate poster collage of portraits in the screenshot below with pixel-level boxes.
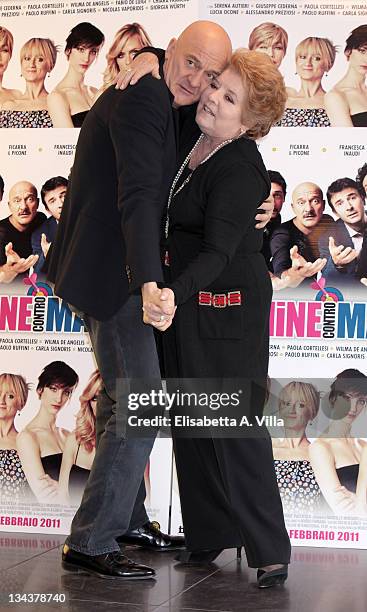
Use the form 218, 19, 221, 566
0, 0, 367, 551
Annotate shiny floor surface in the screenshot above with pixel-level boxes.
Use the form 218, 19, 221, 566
0, 533, 366, 611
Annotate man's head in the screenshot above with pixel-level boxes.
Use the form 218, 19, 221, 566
163, 20, 232, 107
327, 177, 366, 229
268, 170, 286, 219
8, 181, 38, 232
0, 175, 4, 202
41, 176, 68, 221
291, 181, 324, 233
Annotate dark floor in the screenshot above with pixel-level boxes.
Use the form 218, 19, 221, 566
0, 532, 366, 611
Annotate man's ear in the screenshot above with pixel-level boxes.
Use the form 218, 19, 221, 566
165, 38, 177, 60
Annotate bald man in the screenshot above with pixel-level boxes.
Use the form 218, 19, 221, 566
48, 21, 232, 580
0, 181, 45, 282
270, 181, 334, 284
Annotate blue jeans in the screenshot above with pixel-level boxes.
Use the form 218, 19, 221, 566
66, 295, 161, 555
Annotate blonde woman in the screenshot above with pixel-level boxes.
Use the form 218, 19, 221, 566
272, 381, 323, 513
48, 22, 104, 128
278, 36, 337, 127
309, 369, 367, 516
248, 22, 288, 68
0, 373, 29, 501
0, 37, 57, 128
59, 370, 101, 503
0, 26, 22, 105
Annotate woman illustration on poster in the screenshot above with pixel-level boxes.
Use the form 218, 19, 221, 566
47, 22, 104, 128
309, 369, 367, 516
0, 373, 29, 501
16, 361, 78, 503
325, 25, 367, 127
0, 27, 22, 105
248, 22, 288, 68
0, 38, 57, 128
272, 381, 323, 513
277, 36, 336, 127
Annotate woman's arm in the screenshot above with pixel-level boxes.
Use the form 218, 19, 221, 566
324, 90, 354, 127
47, 90, 74, 128
309, 440, 358, 515
58, 432, 77, 503
16, 430, 59, 502
356, 444, 367, 507
169, 160, 267, 305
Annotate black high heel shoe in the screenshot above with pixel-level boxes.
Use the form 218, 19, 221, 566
257, 565, 288, 588
175, 549, 223, 564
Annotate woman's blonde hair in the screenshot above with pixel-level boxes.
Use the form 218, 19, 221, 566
75, 370, 102, 453
20, 38, 58, 73
296, 37, 337, 73
0, 373, 30, 412
230, 49, 287, 139
248, 22, 288, 53
279, 381, 320, 422
0, 26, 14, 57
102, 23, 152, 90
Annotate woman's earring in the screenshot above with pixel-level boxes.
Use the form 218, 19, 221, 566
16, 410, 21, 417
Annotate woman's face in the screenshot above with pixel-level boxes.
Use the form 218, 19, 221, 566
21, 50, 49, 82
279, 395, 311, 432
347, 47, 367, 74
0, 384, 19, 421
254, 39, 285, 68
116, 35, 144, 72
0, 41, 11, 76
332, 392, 367, 423
296, 51, 326, 80
68, 45, 99, 74
196, 67, 245, 140
39, 384, 73, 414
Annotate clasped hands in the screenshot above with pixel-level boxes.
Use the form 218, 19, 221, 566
142, 282, 176, 331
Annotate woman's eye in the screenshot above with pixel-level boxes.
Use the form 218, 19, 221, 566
117, 52, 124, 59
225, 95, 234, 103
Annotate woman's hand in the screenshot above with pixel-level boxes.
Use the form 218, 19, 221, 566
37, 474, 60, 500
142, 286, 176, 331
255, 199, 274, 229
115, 53, 160, 89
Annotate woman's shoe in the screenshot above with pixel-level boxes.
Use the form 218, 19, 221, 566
175, 549, 223, 564
257, 565, 288, 588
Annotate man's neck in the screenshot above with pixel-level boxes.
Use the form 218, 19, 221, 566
343, 219, 366, 234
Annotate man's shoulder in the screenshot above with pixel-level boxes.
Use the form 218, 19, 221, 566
272, 219, 294, 237
0, 216, 10, 229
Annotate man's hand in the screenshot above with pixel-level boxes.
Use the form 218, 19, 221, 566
141, 283, 176, 331
0, 242, 38, 283
255, 199, 274, 229
41, 233, 51, 258
269, 271, 291, 290
280, 245, 327, 288
329, 236, 357, 267
115, 53, 160, 90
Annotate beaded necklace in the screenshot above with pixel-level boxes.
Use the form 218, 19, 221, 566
164, 132, 240, 239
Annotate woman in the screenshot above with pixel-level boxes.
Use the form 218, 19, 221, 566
272, 381, 323, 513
16, 361, 78, 503
58, 370, 101, 504
47, 22, 104, 128
356, 162, 367, 196
147, 50, 291, 588
309, 369, 367, 516
0, 373, 29, 501
99, 23, 151, 93
248, 22, 288, 68
325, 25, 367, 127
0, 37, 57, 128
0, 26, 22, 105
277, 36, 336, 127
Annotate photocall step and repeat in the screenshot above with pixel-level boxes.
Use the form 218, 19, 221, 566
0, 0, 367, 552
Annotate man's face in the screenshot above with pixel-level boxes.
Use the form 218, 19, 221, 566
164, 30, 230, 107
44, 184, 67, 220
291, 183, 324, 230
270, 182, 285, 219
8, 182, 38, 230
330, 188, 366, 227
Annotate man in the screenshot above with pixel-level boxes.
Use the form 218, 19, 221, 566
47, 21, 233, 580
31, 176, 68, 275
262, 170, 286, 270
319, 177, 367, 284
0, 181, 44, 283
270, 181, 332, 286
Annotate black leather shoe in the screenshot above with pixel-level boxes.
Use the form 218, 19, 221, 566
117, 521, 185, 552
257, 565, 288, 588
62, 544, 156, 580
175, 549, 223, 564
